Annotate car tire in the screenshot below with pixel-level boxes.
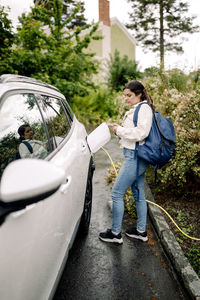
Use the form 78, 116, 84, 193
79, 159, 95, 235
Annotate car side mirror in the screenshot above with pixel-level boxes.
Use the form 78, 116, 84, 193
0, 159, 65, 225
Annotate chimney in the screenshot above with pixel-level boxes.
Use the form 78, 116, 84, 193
99, 0, 110, 26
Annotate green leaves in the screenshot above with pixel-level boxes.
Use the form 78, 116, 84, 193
1, 0, 100, 101
143, 69, 200, 193
107, 50, 143, 92
0, 6, 14, 51
126, 0, 199, 68
71, 88, 124, 128
0, 5, 15, 74
186, 247, 200, 277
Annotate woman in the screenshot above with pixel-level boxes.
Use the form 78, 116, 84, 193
18, 124, 48, 159
99, 80, 154, 244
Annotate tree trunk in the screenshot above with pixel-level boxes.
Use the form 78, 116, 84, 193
159, 0, 164, 69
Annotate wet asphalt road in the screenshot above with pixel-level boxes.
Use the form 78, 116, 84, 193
53, 137, 189, 300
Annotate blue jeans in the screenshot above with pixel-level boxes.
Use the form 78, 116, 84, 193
112, 148, 148, 233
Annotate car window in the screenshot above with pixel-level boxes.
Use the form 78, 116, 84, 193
62, 99, 74, 123
36, 95, 71, 149
0, 93, 50, 180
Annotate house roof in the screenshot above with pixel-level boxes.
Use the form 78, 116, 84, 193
110, 17, 136, 46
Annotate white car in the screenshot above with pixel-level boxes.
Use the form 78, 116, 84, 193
0, 74, 110, 300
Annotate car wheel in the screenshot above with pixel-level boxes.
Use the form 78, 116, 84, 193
79, 160, 95, 235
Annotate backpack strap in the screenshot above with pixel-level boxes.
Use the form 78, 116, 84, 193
22, 141, 33, 154
133, 103, 159, 192
133, 102, 152, 155
133, 102, 148, 155
133, 103, 144, 200
133, 102, 151, 126
133, 102, 152, 201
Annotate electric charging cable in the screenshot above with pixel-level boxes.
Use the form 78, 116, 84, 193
101, 147, 200, 241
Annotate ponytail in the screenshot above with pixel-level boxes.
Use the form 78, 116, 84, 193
143, 89, 155, 110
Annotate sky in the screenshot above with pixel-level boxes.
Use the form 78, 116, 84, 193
1, 0, 200, 72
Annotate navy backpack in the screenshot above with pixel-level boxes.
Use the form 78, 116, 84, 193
133, 102, 176, 197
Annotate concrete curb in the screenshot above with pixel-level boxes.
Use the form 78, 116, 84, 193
144, 181, 200, 300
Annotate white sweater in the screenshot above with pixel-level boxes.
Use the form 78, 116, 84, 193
19, 139, 48, 159
116, 101, 153, 150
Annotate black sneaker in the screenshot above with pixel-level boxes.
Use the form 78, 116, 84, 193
99, 229, 123, 244
125, 228, 148, 242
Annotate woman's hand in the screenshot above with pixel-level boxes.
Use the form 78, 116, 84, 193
108, 123, 118, 135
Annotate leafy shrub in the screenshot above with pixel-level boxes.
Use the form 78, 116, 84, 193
107, 50, 143, 92
0, 6, 16, 75
143, 69, 192, 97
186, 247, 200, 277
192, 69, 200, 88
7, 0, 100, 101
158, 91, 199, 191
160, 69, 190, 92
143, 72, 200, 195
71, 87, 126, 130
143, 66, 160, 78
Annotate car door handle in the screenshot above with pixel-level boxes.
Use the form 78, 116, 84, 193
12, 204, 36, 218
60, 176, 71, 194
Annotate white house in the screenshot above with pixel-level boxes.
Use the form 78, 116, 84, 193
87, 0, 136, 65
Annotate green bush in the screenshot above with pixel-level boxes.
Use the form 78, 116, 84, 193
143, 71, 200, 195
143, 69, 193, 97
186, 247, 200, 277
160, 69, 190, 92
158, 91, 199, 192
143, 66, 160, 78
71, 87, 126, 130
6, 0, 100, 101
107, 50, 143, 92
0, 6, 16, 75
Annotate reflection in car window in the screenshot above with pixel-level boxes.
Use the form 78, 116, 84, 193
17, 124, 48, 159
0, 93, 50, 180
37, 95, 71, 149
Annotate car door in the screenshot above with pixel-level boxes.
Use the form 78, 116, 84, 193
0, 91, 53, 300
36, 94, 91, 237
23, 94, 92, 300
0, 91, 90, 300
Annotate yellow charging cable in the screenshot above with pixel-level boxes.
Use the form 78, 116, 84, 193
101, 147, 200, 241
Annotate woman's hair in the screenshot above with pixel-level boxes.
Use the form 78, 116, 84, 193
124, 80, 155, 109
18, 124, 30, 141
